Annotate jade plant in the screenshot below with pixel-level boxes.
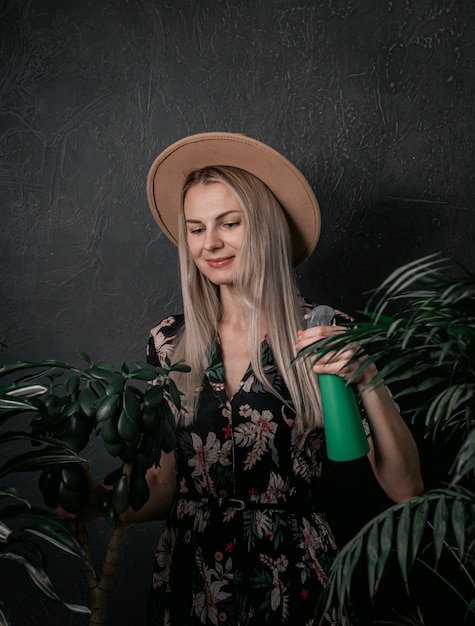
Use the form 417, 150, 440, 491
0, 354, 189, 626
297, 255, 475, 624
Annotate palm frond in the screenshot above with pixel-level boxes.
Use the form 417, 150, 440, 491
320, 488, 475, 617
305, 256, 475, 620
296, 256, 475, 444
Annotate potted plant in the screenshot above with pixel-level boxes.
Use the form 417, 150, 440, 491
0, 354, 189, 626
297, 255, 475, 624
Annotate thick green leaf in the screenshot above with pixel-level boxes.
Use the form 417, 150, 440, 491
123, 386, 141, 422
84, 365, 117, 383
167, 379, 182, 411
144, 385, 164, 409
131, 362, 158, 381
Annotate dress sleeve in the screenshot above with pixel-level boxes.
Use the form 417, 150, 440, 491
146, 314, 185, 367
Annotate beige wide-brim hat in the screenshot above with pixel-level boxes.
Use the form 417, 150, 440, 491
147, 132, 320, 265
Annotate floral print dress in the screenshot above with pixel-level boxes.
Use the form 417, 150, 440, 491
146, 314, 352, 626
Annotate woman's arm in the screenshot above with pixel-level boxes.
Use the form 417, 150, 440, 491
56, 452, 176, 523
296, 326, 424, 502
355, 365, 424, 501
125, 451, 176, 523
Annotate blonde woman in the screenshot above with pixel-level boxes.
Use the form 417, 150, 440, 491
139, 133, 423, 625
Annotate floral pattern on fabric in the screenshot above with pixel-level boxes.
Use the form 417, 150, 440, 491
146, 314, 353, 626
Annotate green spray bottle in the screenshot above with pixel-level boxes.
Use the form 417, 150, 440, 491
305, 305, 370, 462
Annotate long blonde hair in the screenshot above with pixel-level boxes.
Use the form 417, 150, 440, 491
172, 166, 323, 431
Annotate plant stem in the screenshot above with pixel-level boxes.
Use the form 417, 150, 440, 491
88, 463, 131, 625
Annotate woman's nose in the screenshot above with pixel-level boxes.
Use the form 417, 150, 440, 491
204, 229, 223, 250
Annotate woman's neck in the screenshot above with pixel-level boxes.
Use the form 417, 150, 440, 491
218, 286, 267, 337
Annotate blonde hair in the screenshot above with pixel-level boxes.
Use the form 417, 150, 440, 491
172, 166, 322, 431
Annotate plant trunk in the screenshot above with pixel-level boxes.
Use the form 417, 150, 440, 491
75, 464, 131, 625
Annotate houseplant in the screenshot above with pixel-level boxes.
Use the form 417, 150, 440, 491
0, 363, 90, 625
0, 354, 189, 626
296, 255, 475, 624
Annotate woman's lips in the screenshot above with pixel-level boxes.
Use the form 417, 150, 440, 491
207, 257, 234, 268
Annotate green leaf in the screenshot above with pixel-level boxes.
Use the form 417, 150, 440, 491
22, 523, 83, 557
78, 386, 98, 419
123, 386, 141, 422
0, 600, 10, 626
342, 539, 363, 599
0, 486, 30, 506
167, 379, 182, 411
0, 505, 74, 532
170, 360, 191, 373
0, 449, 85, 480
131, 362, 158, 381
0, 397, 37, 411
0, 360, 72, 379
0, 520, 12, 542
366, 521, 379, 597
144, 385, 164, 409
84, 365, 117, 383
396, 503, 412, 591
432, 496, 448, 567
77, 351, 91, 365
409, 498, 429, 567
65, 376, 80, 396
451, 499, 466, 560
375, 510, 393, 593
0, 552, 90, 614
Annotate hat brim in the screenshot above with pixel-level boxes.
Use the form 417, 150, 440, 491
147, 132, 320, 265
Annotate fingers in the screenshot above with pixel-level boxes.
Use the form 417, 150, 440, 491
54, 504, 78, 521
296, 326, 361, 381
295, 325, 347, 354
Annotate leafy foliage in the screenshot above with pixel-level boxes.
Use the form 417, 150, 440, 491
0, 354, 190, 625
0, 373, 89, 624
296, 255, 475, 621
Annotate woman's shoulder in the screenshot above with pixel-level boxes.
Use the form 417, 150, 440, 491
150, 314, 185, 338
147, 314, 184, 366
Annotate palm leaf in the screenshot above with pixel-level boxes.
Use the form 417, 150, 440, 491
375, 510, 393, 594
396, 503, 412, 592
451, 499, 466, 561
432, 496, 448, 570
409, 499, 429, 568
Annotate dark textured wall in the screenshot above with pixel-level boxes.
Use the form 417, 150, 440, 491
1, 1, 474, 624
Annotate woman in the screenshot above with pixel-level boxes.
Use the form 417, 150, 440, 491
138, 133, 423, 625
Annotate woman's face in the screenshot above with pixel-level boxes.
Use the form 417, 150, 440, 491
184, 182, 244, 287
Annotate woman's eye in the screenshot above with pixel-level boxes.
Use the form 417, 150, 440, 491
189, 227, 204, 235
224, 222, 239, 229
